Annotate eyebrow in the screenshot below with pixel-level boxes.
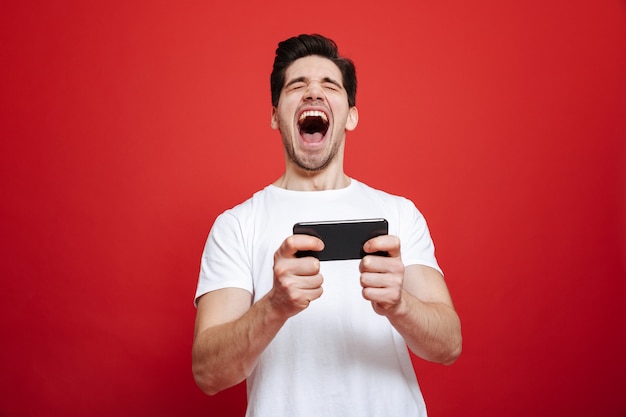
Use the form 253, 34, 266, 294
284, 76, 343, 89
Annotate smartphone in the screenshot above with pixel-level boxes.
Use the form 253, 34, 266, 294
292, 218, 388, 261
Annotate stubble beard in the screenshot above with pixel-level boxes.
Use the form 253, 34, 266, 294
282, 134, 340, 172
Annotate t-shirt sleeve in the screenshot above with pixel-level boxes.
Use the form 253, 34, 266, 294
194, 211, 253, 306
398, 199, 443, 275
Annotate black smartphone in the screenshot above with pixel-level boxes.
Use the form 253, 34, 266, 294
292, 218, 388, 261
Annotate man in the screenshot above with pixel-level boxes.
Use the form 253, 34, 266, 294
192, 34, 462, 416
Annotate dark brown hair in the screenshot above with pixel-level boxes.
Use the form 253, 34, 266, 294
270, 34, 357, 107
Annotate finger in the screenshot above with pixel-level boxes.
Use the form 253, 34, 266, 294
359, 252, 404, 275
361, 286, 401, 306
277, 234, 325, 258
363, 235, 401, 258
294, 271, 324, 290
270, 279, 324, 317
294, 286, 324, 310
274, 256, 321, 281
360, 271, 402, 289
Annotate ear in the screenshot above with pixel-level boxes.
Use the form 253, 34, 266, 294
345, 106, 359, 131
271, 107, 279, 130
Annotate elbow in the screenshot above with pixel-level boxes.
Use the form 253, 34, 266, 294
442, 339, 462, 365
410, 334, 462, 366
192, 364, 221, 396
192, 360, 248, 396
441, 314, 462, 365
196, 383, 220, 396
441, 328, 463, 365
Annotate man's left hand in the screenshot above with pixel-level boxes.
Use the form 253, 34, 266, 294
359, 235, 405, 316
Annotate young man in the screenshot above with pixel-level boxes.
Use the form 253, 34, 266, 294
192, 34, 462, 416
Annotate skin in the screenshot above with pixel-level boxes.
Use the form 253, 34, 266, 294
271, 55, 358, 190
192, 55, 462, 395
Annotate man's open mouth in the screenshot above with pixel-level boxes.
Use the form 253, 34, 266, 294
298, 110, 329, 143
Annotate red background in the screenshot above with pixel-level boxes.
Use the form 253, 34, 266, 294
2, 1, 625, 416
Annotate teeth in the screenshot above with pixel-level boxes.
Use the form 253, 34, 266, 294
299, 110, 328, 122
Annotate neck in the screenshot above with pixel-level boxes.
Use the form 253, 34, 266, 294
273, 170, 350, 191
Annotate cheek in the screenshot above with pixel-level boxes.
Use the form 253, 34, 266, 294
274, 114, 296, 138
275, 101, 296, 122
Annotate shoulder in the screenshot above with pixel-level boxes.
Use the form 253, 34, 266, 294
219, 185, 274, 220
351, 179, 419, 213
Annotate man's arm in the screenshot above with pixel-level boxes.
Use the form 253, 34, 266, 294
192, 288, 286, 395
192, 235, 324, 395
389, 264, 461, 364
360, 236, 462, 365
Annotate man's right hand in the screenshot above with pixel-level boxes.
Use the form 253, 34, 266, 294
269, 234, 325, 318
193, 234, 325, 395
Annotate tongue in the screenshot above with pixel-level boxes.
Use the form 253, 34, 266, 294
301, 132, 325, 143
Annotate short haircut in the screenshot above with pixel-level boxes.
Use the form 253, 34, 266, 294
270, 34, 357, 107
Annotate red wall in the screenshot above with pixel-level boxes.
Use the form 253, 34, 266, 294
2, 1, 625, 416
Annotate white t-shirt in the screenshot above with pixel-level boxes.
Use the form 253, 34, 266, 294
195, 179, 441, 417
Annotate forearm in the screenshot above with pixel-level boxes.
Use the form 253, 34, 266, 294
388, 290, 462, 365
192, 295, 286, 395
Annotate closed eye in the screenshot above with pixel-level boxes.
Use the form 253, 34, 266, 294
284, 77, 343, 93
322, 78, 342, 91
287, 82, 306, 92
284, 77, 307, 92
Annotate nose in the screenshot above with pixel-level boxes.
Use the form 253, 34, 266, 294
303, 81, 324, 102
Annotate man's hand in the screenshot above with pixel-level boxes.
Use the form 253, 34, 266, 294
360, 235, 462, 364
359, 235, 405, 316
269, 234, 325, 318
